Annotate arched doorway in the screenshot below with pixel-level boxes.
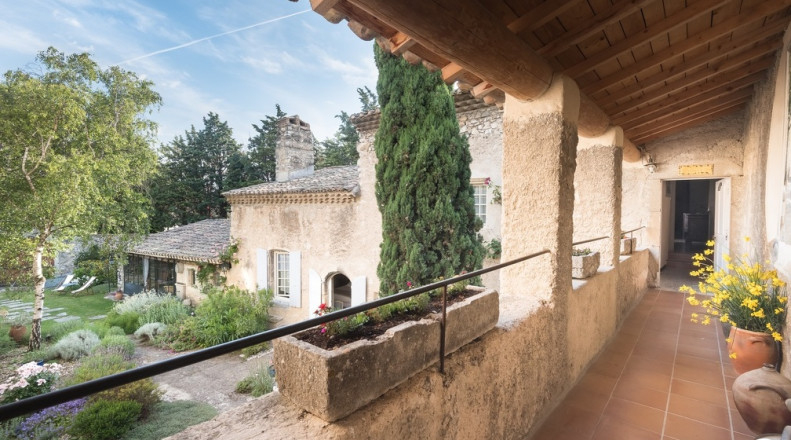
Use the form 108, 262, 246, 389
330, 273, 352, 309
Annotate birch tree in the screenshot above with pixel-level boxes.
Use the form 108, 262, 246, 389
0, 48, 160, 350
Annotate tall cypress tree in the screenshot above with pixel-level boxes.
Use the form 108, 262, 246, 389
374, 44, 484, 296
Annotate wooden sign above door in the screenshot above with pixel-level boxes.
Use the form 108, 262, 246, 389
679, 164, 714, 176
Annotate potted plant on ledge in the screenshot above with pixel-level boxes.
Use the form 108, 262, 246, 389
572, 247, 600, 279
681, 238, 787, 374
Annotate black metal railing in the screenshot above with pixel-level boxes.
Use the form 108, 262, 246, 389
0, 248, 559, 421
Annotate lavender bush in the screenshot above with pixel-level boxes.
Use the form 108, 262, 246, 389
14, 398, 87, 440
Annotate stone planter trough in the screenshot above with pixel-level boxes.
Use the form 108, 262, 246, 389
273, 286, 499, 422
572, 252, 600, 279
620, 237, 636, 255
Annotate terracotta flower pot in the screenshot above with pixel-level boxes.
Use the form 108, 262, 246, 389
114, 291, 124, 301
728, 326, 779, 374
8, 325, 26, 343
732, 364, 791, 435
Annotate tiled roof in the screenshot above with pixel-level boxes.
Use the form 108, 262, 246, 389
223, 166, 359, 196
130, 218, 231, 264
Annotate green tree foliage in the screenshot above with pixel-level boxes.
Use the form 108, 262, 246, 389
246, 104, 287, 184
373, 45, 484, 296
150, 112, 241, 230
316, 111, 359, 168
0, 47, 161, 349
357, 86, 378, 112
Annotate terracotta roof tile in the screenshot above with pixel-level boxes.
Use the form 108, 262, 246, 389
223, 165, 359, 196
130, 218, 230, 264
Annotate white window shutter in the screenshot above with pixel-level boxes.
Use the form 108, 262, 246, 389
289, 251, 301, 307
309, 270, 321, 317
351, 276, 366, 306
256, 249, 269, 292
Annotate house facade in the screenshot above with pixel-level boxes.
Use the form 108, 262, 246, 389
123, 218, 230, 305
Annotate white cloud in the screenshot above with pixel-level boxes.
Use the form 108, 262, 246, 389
0, 21, 49, 54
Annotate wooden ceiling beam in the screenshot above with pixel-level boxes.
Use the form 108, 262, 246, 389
612, 72, 763, 126
506, 0, 578, 34
580, 1, 791, 95
346, 0, 554, 100
597, 33, 782, 107
564, 0, 730, 78
623, 87, 753, 134
537, 0, 655, 57
630, 104, 747, 144
310, 0, 345, 23
626, 98, 750, 141
390, 31, 416, 55
441, 62, 466, 82
609, 55, 774, 115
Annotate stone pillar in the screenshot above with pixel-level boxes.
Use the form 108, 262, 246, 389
574, 127, 623, 267
500, 74, 579, 317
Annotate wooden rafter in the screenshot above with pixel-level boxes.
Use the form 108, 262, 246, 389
580, 1, 790, 95
563, 0, 730, 78
612, 72, 764, 127
506, 0, 578, 34
630, 104, 747, 144
627, 98, 751, 141
596, 32, 783, 107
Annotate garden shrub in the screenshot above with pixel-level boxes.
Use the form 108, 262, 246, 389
235, 364, 274, 397
192, 286, 272, 347
66, 353, 131, 385
46, 319, 85, 342
69, 399, 141, 440
240, 342, 270, 358
105, 326, 126, 337
134, 323, 167, 343
105, 311, 141, 334
49, 329, 100, 361
66, 353, 161, 415
138, 297, 189, 326
121, 401, 217, 440
93, 334, 135, 359
14, 398, 87, 440
113, 290, 166, 316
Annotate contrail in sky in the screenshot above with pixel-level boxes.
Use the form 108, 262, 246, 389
119, 9, 311, 64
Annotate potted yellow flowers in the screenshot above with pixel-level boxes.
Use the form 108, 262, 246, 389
681, 238, 787, 374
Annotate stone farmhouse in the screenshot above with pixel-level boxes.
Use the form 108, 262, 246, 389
224, 102, 504, 324
167, 1, 791, 439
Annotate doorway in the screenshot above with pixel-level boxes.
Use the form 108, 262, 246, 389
660, 178, 730, 290
329, 273, 352, 309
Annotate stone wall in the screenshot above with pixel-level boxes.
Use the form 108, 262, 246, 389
168, 250, 649, 440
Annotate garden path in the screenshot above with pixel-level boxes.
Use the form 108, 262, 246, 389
132, 343, 274, 413
0, 298, 99, 323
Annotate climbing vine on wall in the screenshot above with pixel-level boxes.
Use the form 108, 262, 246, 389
197, 239, 239, 290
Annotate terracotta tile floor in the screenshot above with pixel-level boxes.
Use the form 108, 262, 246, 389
530, 288, 752, 440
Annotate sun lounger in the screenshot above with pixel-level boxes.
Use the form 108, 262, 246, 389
71, 276, 96, 294
54, 274, 74, 291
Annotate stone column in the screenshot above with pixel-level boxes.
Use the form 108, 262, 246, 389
500, 74, 579, 318
574, 127, 623, 267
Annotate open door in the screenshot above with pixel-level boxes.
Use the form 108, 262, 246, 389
713, 178, 731, 271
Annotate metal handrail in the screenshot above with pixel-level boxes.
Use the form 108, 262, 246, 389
571, 235, 609, 247
621, 226, 645, 237
0, 248, 554, 421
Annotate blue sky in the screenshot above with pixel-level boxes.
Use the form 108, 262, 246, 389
0, 0, 378, 146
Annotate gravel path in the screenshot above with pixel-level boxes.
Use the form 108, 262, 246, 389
132, 343, 274, 413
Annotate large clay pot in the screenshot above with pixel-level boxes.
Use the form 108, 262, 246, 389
728, 326, 778, 374
8, 325, 26, 343
733, 364, 791, 435
114, 291, 124, 301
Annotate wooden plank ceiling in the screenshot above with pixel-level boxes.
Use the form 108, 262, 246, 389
309, 0, 791, 150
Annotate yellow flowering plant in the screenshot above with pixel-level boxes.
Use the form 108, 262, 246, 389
681, 238, 787, 342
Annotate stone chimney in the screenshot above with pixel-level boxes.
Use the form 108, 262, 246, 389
276, 115, 315, 182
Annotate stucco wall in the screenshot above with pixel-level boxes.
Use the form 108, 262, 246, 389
621, 110, 746, 277
169, 251, 649, 440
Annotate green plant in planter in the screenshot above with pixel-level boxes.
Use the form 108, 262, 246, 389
572, 247, 593, 256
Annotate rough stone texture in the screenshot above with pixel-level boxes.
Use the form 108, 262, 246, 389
571, 252, 600, 279
167, 257, 648, 440
500, 89, 577, 314
273, 287, 498, 422
574, 145, 622, 266
616, 250, 650, 323
275, 115, 315, 182
619, 237, 636, 255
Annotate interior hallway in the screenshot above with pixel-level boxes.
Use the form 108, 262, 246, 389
530, 263, 751, 439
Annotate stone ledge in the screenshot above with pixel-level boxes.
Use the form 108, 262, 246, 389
273, 287, 499, 422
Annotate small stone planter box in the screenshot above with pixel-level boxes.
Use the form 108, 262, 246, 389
273, 287, 498, 422
620, 237, 637, 255
572, 252, 600, 279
